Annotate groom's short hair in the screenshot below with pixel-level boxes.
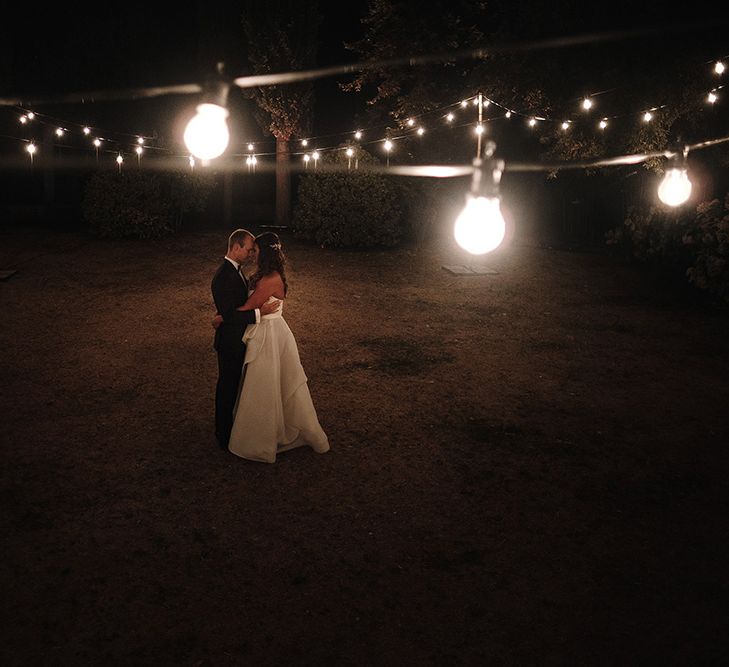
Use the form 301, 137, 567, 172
228, 228, 254, 251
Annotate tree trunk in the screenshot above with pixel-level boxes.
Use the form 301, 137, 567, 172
223, 172, 233, 229
275, 138, 290, 227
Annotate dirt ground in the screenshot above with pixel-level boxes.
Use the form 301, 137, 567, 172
1, 226, 728, 665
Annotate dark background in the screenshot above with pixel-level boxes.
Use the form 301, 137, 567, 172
0, 1, 726, 241
0, 1, 371, 229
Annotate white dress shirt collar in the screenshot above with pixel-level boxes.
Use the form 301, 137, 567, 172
224, 256, 241, 272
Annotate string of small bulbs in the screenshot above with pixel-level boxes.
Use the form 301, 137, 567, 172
3, 54, 727, 256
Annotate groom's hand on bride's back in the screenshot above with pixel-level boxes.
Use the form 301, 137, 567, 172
260, 299, 282, 316
210, 299, 280, 328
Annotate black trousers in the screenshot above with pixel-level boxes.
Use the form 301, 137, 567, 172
215, 342, 246, 447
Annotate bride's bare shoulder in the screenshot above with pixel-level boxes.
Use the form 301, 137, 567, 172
256, 272, 285, 297
257, 271, 282, 286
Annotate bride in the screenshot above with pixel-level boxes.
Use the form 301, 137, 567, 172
216, 232, 329, 463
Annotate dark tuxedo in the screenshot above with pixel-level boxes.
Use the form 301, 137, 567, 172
211, 259, 258, 448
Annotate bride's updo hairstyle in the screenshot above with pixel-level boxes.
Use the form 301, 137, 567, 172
251, 232, 288, 295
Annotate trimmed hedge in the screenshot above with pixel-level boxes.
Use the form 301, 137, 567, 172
292, 148, 402, 248
82, 170, 214, 239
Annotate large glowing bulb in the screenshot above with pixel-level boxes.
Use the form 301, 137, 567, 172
715, 61, 725, 75
183, 103, 229, 160
657, 168, 692, 207
454, 195, 506, 254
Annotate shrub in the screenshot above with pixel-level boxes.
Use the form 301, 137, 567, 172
606, 194, 729, 305
605, 204, 693, 268
684, 195, 729, 304
82, 169, 214, 239
292, 147, 402, 248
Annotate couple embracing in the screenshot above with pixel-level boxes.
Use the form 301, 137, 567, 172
211, 229, 329, 463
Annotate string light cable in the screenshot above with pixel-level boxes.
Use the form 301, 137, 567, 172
4, 43, 723, 162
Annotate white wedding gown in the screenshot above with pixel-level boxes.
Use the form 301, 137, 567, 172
228, 295, 330, 463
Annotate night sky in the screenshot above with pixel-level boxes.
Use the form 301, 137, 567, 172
0, 1, 370, 151
0, 1, 726, 161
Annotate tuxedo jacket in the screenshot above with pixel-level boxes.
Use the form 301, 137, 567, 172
211, 260, 258, 352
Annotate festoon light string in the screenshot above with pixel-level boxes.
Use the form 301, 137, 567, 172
1, 31, 727, 253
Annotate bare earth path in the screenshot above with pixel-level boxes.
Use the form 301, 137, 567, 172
1, 229, 728, 665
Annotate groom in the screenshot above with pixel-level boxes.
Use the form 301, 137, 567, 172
211, 229, 280, 450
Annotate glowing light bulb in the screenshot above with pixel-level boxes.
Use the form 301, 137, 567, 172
454, 195, 506, 255
93, 138, 101, 147
312, 151, 319, 161
561, 121, 570, 130
417, 127, 425, 136
183, 103, 230, 160
484, 100, 490, 108
83, 127, 91, 135
715, 61, 725, 75
116, 154, 123, 164
27, 112, 35, 120
643, 111, 653, 122
599, 119, 608, 130
407, 118, 415, 127
708, 91, 718, 104
475, 124, 484, 135
26, 142, 36, 155
247, 143, 254, 151
137, 137, 144, 145
473, 98, 479, 106
582, 98, 593, 110
528, 118, 537, 127
384, 140, 393, 152
505, 111, 512, 119
658, 168, 692, 207
355, 131, 362, 140
461, 100, 468, 108
19, 115, 27, 124
346, 148, 354, 157
251, 155, 257, 165
135, 146, 143, 155
55, 128, 64, 137
446, 113, 454, 122
302, 139, 309, 147
303, 154, 310, 163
